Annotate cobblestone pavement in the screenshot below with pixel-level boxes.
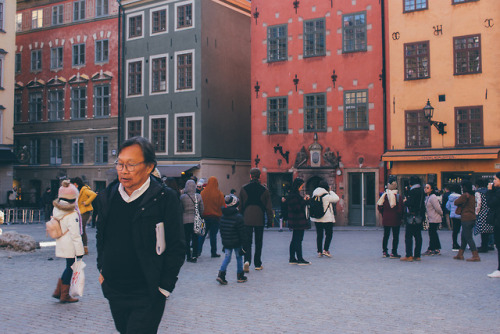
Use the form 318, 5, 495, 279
0, 223, 498, 334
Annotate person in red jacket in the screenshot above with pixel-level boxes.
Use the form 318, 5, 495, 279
377, 176, 404, 258
198, 176, 225, 258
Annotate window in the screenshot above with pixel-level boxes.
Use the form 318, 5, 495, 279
128, 14, 143, 39
31, 50, 42, 71
50, 139, 62, 165
16, 13, 22, 32
304, 94, 326, 132
51, 47, 64, 69
127, 59, 143, 96
96, 0, 109, 17
454, 34, 481, 75
127, 118, 142, 138
342, 12, 366, 53
151, 55, 167, 94
267, 97, 288, 134
176, 51, 193, 91
29, 139, 40, 165
0, 1, 4, 31
14, 94, 22, 123
344, 90, 368, 130
48, 90, 64, 120
176, 115, 193, 153
405, 110, 430, 148
72, 138, 84, 164
95, 40, 109, 63
94, 85, 110, 117
29, 92, 43, 122
456, 106, 483, 146
52, 5, 64, 25
15, 53, 21, 73
176, 2, 193, 29
72, 44, 85, 66
151, 7, 167, 34
267, 25, 287, 62
452, 0, 479, 4
404, 41, 429, 80
403, 0, 428, 12
73, 0, 85, 22
71, 87, 86, 119
151, 117, 167, 153
32, 9, 43, 29
304, 19, 325, 57
95, 136, 108, 163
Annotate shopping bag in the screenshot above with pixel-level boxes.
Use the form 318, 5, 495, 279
69, 259, 86, 297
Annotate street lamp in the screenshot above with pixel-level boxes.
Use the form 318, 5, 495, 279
423, 99, 447, 135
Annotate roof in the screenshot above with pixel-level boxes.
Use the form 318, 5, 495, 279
381, 147, 500, 162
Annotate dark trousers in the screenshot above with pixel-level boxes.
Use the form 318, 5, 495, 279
451, 218, 462, 248
315, 222, 333, 253
460, 220, 477, 251
383, 226, 400, 254
243, 225, 264, 267
480, 233, 492, 249
81, 211, 91, 247
428, 223, 441, 251
405, 224, 422, 258
61, 258, 75, 285
197, 217, 220, 256
289, 229, 305, 261
495, 225, 500, 271
184, 223, 198, 259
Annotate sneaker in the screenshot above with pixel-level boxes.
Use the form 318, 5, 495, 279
432, 250, 441, 256
297, 259, 311, 265
400, 256, 413, 262
390, 253, 401, 259
423, 250, 433, 256
452, 248, 459, 252
243, 261, 250, 273
382, 251, 389, 258
317, 252, 323, 258
289, 259, 298, 265
255, 265, 263, 270
487, 270, 500, 278
322, 250, 332, 257
414, 257, 421, 261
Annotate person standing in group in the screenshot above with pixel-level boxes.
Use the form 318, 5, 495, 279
71, 177, 97, 256
180, 180, 204, 263
310, 180, 339, 258
475, 179, 494, 253
41, 187, 54, 221
377, 176, 403, 258
198, 176, 225, 258
441, 184, 452, 230
217, 194, 247, 284
239, 168, 274, 272
446, 184, 462, 251
401, 176, 425, 262
423, 183, 443, 256
453, 180, 479, 262
51, 180, 84, 303
486, 173, 500, 278
96, 137, 185, 334
283, 178, 311, 265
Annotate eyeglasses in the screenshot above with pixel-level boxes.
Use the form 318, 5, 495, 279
114, 160, 145, 172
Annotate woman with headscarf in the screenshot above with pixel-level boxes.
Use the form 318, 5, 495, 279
180, 180, 204, 263
377, 176, 403, 258
198, 176, 225, 258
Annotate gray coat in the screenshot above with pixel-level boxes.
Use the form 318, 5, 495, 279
180, 180, 204, 225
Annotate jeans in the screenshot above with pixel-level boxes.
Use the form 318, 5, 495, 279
460, 220, 477, 251
198, 217, 220, 256
315, 222, 333, 253
451, 218, 462, 248
289, 229, 305, 261
405, 223, 422, 258
243, 225, 264, 267
428, 223, 441, 251
61, 258, 75, 285
383, 226, 400, 254
183, 223, 198, 259
219, 248, 243, 273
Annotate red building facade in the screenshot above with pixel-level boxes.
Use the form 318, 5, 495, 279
251, 0, 385, 225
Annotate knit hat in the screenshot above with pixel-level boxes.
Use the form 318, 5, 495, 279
58, 180, 79, 200
225, 194, 239, 208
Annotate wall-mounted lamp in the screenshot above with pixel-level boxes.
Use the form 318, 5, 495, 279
254, 154, 261, 167
423, 99, 447, 135
253, 7, 259, 25
254, 81, 260, 98
331, 70, 338, 88
293, 74, 299, 91
293, 0, 300, 14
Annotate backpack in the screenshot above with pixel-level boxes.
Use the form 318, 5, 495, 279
46, 212, 73, 239
309, 194, 329, 219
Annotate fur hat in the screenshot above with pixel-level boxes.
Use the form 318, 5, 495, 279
225, 194, 239, 208
58, 180, 79, 200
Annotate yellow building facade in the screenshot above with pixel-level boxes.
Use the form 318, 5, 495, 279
383, 0, 500, 189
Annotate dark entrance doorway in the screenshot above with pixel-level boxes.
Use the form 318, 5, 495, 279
348, 172, 376, 226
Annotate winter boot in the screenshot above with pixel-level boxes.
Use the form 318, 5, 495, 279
237, 272, 248, 283
60, 284, 79, 303
453, 249, 465, 260
216, 271, 228, 285
466, 250, 481, 262
52, 278, 62, 299
84, 246, 89, 255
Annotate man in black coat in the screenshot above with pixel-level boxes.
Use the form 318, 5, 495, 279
401, 176, 426, 262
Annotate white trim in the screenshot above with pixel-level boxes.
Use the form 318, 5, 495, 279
125, 116, 144, 139
125, 57, 144, 98
149, 5, 169, 37
149, 53, 169, 95
174, 49, 195, 93
149, 115, 169, 155
126, 11, 145, 41
174, 0, 195, 32
0, 55, 4, 89
174, 112, 195, 155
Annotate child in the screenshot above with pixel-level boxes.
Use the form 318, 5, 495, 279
217, 195, 247, 284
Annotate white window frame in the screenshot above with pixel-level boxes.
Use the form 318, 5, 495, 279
126, 11, 144, 41
149, 53, 169, 95
0, 1, 5, 31
95, 0, 109, 18
32, 9, 43, 29
175, 0, 195, 32
72, 43, 86, 67
150, 5, 169, 36
71, 138, 84, 165
174, 49, 195, 93
50, 139, 62, 165
52, 5, 64, 26
126, 57, 144, 98
95, 39, 109, 63
16, 13, 22, 32
149, 115, 168, 155
73, 0, 86, 22
50, 47, 64, 69
94, 84, 111, 117
31, 49, 42, 71
125, 116, 144, 139
0, 55, 3, 88
174, 112, 195, 155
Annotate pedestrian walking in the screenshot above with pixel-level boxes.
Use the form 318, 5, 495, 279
71, 177, 97, 256
377, 176, 403, 258
486, 173, 500, 278
474, 179, 494, 253
95, 136, 185, 334
401, 176, 425, 262
310, 180, 339, 258
239, 168, 274, 272
423, 183, 443, 256
446, 184, 462, 251
180, 180, 204, 263
453, 180, 479, 261
217, 194, 247, 284
51, 180, 84, 303
198, 176, 225, 258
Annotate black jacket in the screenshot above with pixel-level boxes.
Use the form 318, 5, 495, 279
96, 176, 185, 297
405, 185, 426, 218
219, 207, 245, 249
486, 187, 500, 227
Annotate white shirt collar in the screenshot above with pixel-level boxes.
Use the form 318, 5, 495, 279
118, 177, 151, 203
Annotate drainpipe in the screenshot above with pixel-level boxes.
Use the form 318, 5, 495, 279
117, 0, 124, 147
381, 0, 388, 185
